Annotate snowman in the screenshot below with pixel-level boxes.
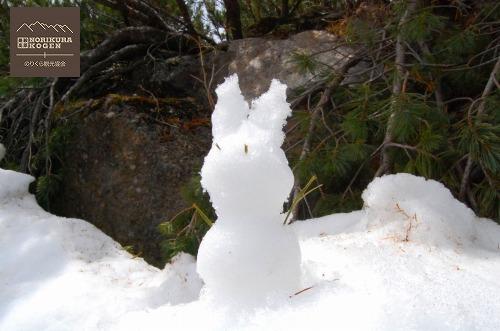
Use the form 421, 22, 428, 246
197, 75, 302, 305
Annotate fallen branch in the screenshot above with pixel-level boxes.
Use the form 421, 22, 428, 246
80, 26, 167, 71
62, 44, 147, 102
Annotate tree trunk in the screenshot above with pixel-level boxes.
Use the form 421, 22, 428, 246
375, 0, 418, 177
223, 0, 243, 39
281, 0, 289, 18
459, 56, 500, 201
175, 0, 197, 35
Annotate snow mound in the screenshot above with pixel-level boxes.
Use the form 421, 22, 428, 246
1, 76, 500, 330
289, 177, 500, 331
361, 173, 479, 247
0, 169, 33, 200
0, 169, 202, 331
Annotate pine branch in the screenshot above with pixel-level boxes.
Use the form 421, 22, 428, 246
290, 55, 362, 222
459, 56, 500, 201
418, 41, 444, 107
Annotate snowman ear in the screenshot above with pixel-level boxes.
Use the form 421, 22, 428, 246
248, 79, 291, 146
212, 74, 249, 140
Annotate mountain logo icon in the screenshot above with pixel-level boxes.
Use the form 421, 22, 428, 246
17, 21, 74, 33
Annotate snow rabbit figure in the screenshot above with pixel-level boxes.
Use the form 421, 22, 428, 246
197, 75, 302, 304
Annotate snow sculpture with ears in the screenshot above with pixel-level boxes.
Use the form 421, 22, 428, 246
197, 74, 302, 305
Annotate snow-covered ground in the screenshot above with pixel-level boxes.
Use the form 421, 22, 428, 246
0, 170, 202, 331
1, 76, 499, 330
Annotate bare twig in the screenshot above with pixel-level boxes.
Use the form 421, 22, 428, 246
289, 285, 314, 298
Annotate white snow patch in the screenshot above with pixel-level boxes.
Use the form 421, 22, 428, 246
1, 76, 500, 330
0, 170, 202, 331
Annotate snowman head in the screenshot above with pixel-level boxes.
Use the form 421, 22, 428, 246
200, 75, 294, 221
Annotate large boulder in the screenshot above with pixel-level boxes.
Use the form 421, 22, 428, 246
218, 30, 357, 101
52, 105, 210, 266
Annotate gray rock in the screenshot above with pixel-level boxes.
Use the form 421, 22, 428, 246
52, 108, 211, 266
218, 30, 356, 101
